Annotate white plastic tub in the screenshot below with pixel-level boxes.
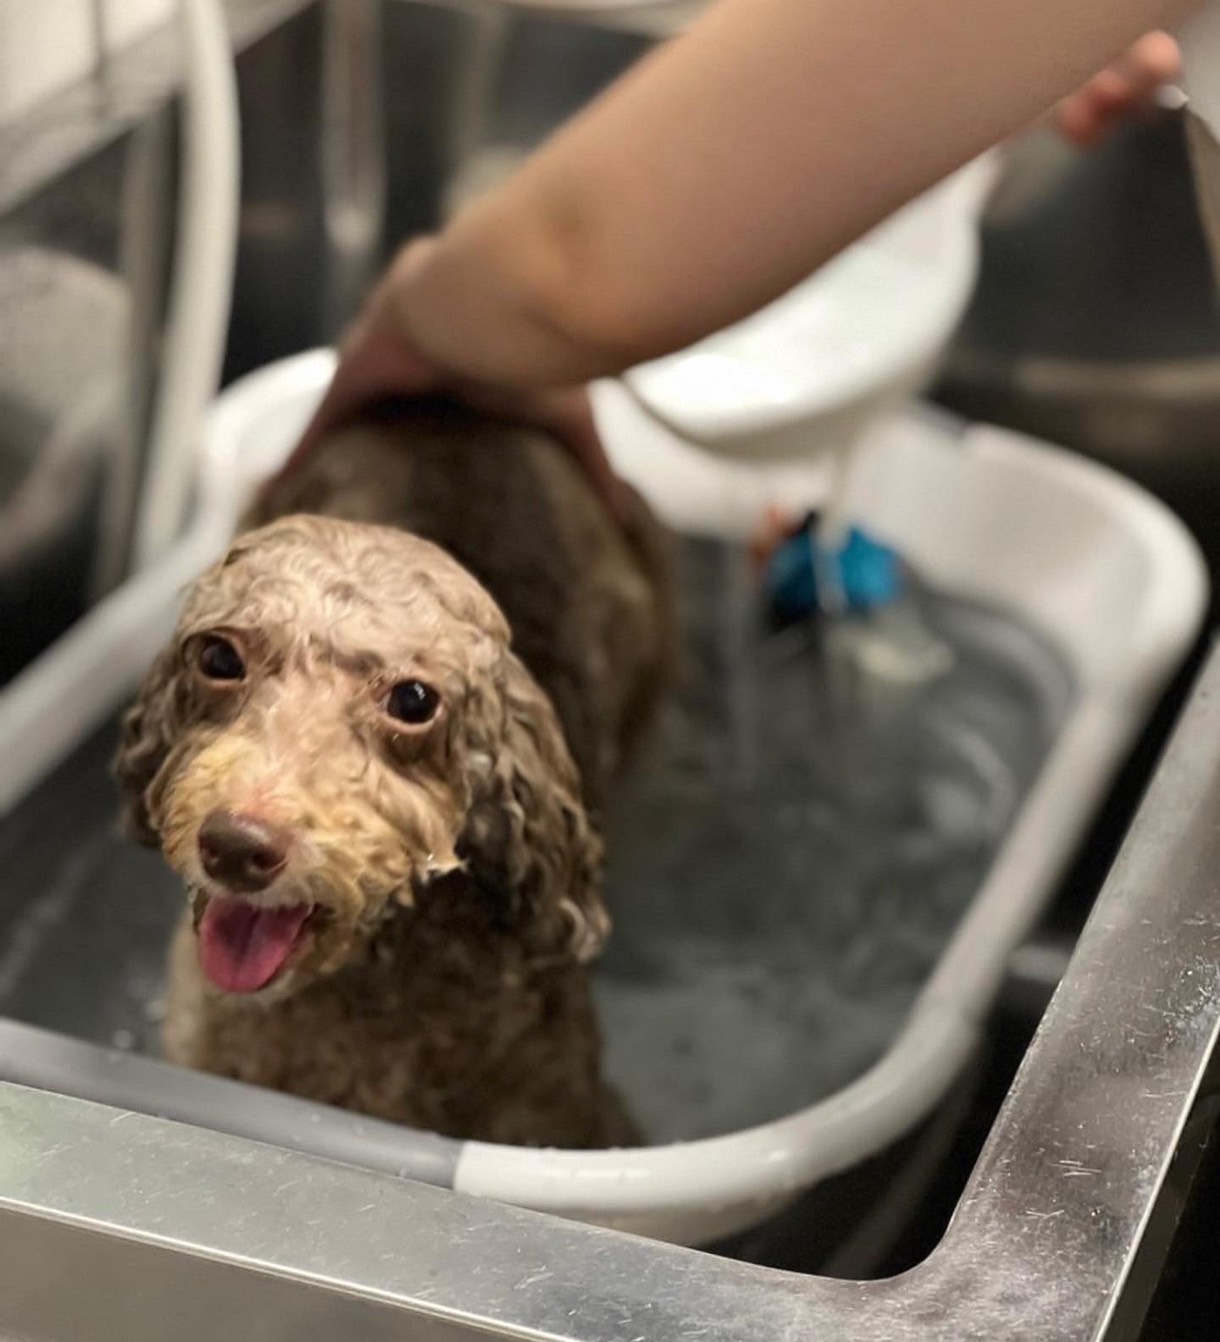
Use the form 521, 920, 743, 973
0, 352, 1206, 1245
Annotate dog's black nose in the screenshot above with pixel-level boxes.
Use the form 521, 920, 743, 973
198, 810, 291, 893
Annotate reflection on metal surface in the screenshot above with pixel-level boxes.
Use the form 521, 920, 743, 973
0, 247, 127, 682
937, 116, 1220, 585
3, 646, 1220, 1337
321, 0, 385, 328
0, 0, 317, 216
473, 0, 707, 38
94, 108, 176, 597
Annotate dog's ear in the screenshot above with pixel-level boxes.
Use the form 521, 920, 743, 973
460, 653, 608, 966
112, 647, 180, 847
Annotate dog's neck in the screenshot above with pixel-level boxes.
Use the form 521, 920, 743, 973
334, 868, 564, 1002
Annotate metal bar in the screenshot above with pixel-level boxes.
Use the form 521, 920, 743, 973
0, 1018, 461, 1190
0, 0, 317, 217
91, 104, 176, 597
320, 0, 386, 329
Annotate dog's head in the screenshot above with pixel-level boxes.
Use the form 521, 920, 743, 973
114, 515, 606, 997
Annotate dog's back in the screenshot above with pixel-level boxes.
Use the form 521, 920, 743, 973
250, 401, 672, 809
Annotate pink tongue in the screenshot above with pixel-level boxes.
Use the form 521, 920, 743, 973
199, 898, 312, 994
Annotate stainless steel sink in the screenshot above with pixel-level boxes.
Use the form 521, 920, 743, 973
2, 2, 1220, 1335
2, 642, 1218, 1341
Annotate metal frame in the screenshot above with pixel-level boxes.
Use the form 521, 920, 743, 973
3, 645, 1219, 1339
0, 0, 315, 217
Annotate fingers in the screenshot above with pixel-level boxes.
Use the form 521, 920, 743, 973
1055, 31, 1181, 148
268, 232, 626, 520
1056, 71, 1139, 149
1119, 30, 1182, 92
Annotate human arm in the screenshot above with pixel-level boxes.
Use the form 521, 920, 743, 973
294, 0, 1198, 490
396, 0, 1198, 385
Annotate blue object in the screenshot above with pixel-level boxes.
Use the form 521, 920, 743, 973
764, 514, 903, 625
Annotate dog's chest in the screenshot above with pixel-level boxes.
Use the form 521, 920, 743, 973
202, 946, 560, 1123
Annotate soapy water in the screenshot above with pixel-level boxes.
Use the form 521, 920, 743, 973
595, 537, 1070, 1142
0, 537, 1070, 1143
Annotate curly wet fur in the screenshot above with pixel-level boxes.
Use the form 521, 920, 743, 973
115, 403, 671, 1147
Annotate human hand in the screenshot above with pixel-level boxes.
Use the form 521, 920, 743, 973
279, 239, 626, 516
1055, 31, 1181, 148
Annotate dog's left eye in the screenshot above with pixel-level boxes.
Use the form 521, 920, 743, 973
198, 636, 245, 682
385, 680, 439, 725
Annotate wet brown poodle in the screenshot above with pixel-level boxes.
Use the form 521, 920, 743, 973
114, 401, 671, 1148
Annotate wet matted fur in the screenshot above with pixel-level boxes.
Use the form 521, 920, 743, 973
114, 402, 672, 1147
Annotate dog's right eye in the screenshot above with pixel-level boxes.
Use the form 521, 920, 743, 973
198, 636, 246, 682
385, 679, 439, 725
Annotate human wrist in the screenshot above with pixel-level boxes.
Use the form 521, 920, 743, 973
380, 218, 619, 389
